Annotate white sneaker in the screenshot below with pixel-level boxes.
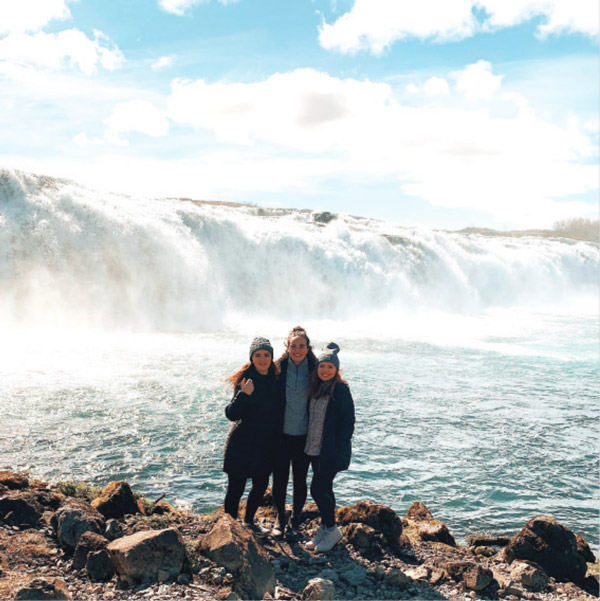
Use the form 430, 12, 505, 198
305, 525, 326, 550
315, 526, 342, 552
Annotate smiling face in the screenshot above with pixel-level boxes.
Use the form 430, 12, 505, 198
288, 334, 309, 365
317, 361, 337, 382
252, 349, 272, 375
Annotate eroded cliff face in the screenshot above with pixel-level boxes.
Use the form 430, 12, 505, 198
1, 471, 598, 601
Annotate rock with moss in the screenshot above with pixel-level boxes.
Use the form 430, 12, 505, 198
91, 481, 140, 519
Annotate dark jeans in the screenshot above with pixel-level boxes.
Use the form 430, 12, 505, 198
272, 434, 310, 525
224, 473, 269, 523
309, 457, 337, 528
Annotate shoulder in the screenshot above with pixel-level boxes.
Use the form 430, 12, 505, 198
333, 381, 352, 401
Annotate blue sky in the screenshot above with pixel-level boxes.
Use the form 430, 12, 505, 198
0, 0, 598, 229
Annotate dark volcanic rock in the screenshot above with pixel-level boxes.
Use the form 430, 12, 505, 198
52, 502, 106, 550
0, 471, 29, 490
14, 577, 71, 600
403, 502, 456, 546
337, 501, 403, 550
0, 491, 43, 526
72, 531, 109, 570
86, 548, 115, 582
200, 514, 275, 600
91, 481, 139, 519
107, 527, 185, 585
466, 533, 512, 547
503, 516, 587, 585
576, 534, 596, 563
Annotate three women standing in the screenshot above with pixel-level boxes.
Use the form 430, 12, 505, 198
222, 333, 355, 552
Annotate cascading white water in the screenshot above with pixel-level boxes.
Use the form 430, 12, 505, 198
1, 168, 597, 333
1, 167, 598, 551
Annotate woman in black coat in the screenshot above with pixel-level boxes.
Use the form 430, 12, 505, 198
304, 342, 355, 552
223, 336, 283, 535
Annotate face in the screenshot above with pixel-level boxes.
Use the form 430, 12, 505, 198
288, 334, 309, 365
252, 350, 272, 375
317, 361, 337, 382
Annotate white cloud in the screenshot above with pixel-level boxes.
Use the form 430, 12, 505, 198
151, 56, 174, 70
0, 0, 72, 35
452, 60, 504, 101
165, 65, 597, 223
424, 76, 450, 97
0, 29, 124, 75
105, 100, 170, 141
319, 0, 598, 54
159, 0, 238, 16
477, 0, 599, 37
319, 0, 476, 54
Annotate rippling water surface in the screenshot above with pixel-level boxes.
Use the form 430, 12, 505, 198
2, 312, 598, 551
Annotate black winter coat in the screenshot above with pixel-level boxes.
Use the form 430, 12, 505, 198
312, 381, 355, 474
223, 365, 284, 478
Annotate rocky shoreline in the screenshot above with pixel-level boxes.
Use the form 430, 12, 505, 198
0, 471, 597, 600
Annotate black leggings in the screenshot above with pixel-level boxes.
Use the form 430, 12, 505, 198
272, 435, 310, 524
224, 473, 269, 523
309, 459, 337, 528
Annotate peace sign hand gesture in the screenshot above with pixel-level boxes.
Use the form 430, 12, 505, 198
240, 377, 254, 396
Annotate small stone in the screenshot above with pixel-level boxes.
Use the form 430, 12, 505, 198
302, 578, 335, 601
177, 573, 192, 585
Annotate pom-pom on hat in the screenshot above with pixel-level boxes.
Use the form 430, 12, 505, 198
317, 342, 340, 369
249, 336, 273, 360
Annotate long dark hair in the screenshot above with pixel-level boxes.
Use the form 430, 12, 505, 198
225, 360, 280, 389
275, 325, 318, 367
308, 368, 347, 400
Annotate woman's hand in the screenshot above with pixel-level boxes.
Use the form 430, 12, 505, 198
240, 377, 254, 395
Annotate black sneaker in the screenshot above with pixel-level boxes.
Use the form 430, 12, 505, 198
243, 522, 270, 537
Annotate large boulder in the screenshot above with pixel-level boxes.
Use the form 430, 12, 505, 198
86, 548, 115, 582
0, 471, 29, 490
91, 481, 139, 519
0, 491, 42, 527
200, 514, 275, 600
403, 502, 456, 546
337, 501, 403, 550
14, 578, 71, 600
502, 516, 587, 585
51, 503, 106, 550
510, 560, 549, 592
444, 561, 494, 591
107, 527, 185, 585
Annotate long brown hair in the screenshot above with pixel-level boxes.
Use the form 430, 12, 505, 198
308, 368, 347, 400
225, 360, 280, 389
275, 325, 318, 367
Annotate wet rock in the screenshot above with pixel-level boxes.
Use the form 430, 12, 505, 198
14, 577, 71, 600
312, 211, 336, 224
510, 560, 549, 591
444, 561, 494, 591
344, 522, 387, 558
466, 533, 511, 547
200, 514, 275, 600
107, 527, 185, 585
86, 548, 115, 582
302, 577, 335, 600
337, 500, 403, 550
576, 534, 596, 563
0, 471, 29, 490
403, 502, 456, 547
502, 516, 587, 585
72, 531, 109, 570
52, 503, 105, 550
91, 481, 139, 519
0, 491, 42, 526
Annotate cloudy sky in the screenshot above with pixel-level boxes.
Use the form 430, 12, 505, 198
0, 0, 597, 229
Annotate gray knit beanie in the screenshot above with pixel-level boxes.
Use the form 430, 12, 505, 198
249, 336, 273, 360
317, 342, 340, 369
